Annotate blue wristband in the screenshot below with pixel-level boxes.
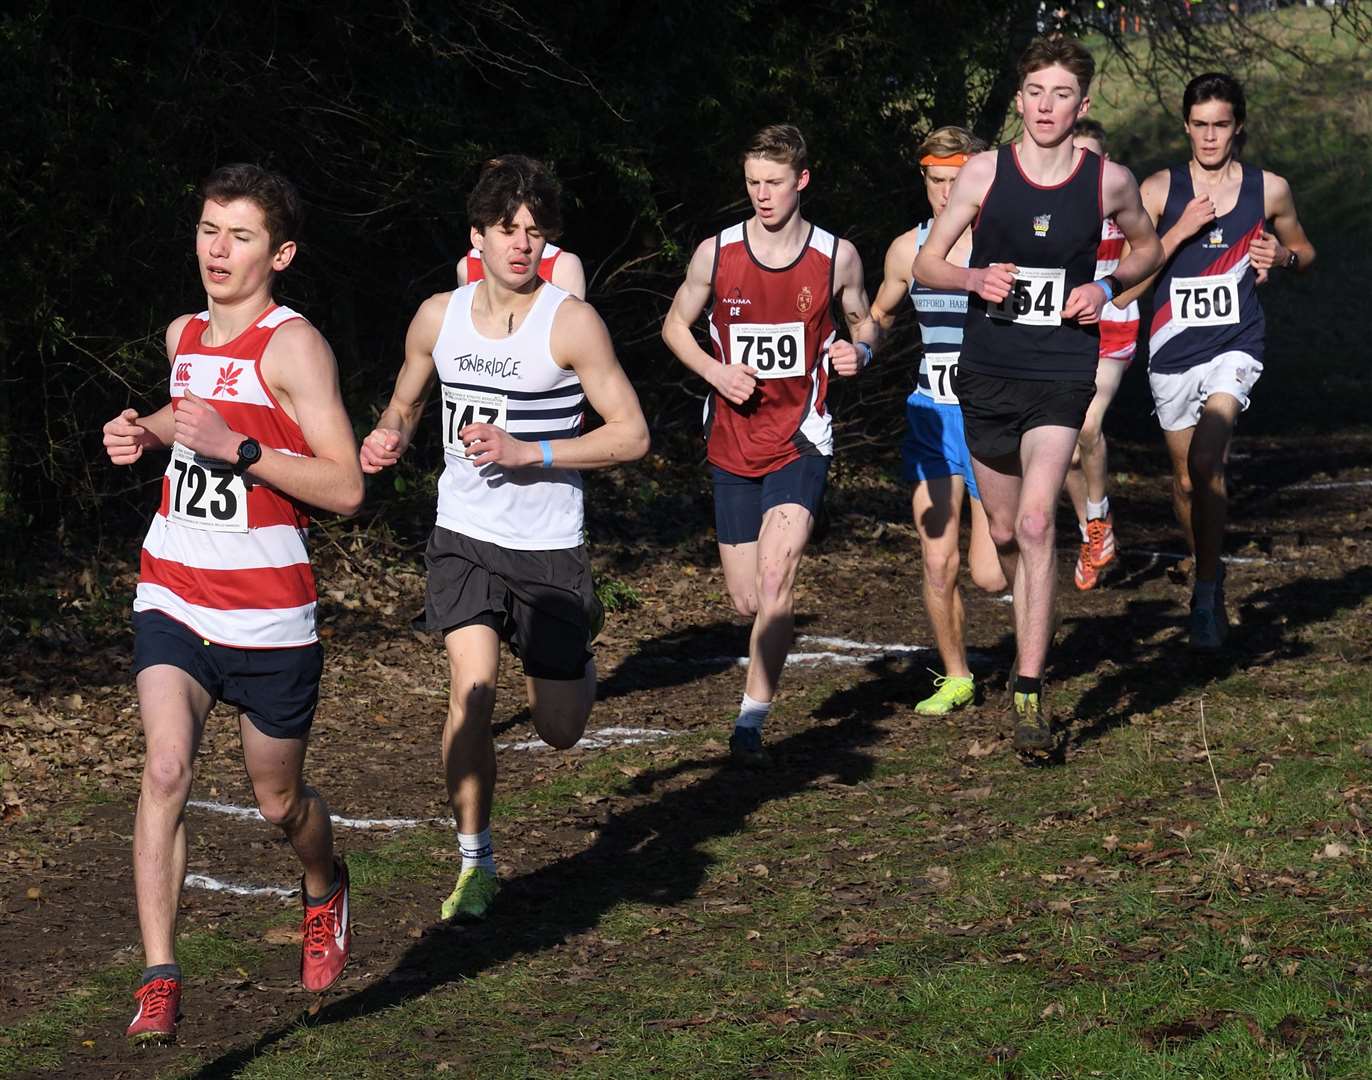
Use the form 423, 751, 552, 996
856, 341, 874, 369
539, 439, 554, 468
1094, 277, 1115, 303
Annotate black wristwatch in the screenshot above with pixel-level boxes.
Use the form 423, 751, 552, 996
232, 436, 261, 475
1283, 249, 1299, 271
1103, 273, 1123, 298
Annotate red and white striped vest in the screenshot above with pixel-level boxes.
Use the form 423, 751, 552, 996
134, 305, 318, 647
465, 243, 563, 284
1096, 216, 1141, 362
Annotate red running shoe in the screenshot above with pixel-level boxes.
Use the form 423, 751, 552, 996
126, 975, 181, 1045
1074, 538, 1099, 591
301, 858, 351, 993
1086, 514, 1117, 570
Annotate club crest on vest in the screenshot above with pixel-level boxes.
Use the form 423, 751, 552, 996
1032, 213, 1052, 238
796, 285, 813, 313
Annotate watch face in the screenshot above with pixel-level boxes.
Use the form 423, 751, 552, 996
239, 439, 261, 464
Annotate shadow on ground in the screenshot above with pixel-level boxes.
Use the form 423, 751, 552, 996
185, 695, 884, 1078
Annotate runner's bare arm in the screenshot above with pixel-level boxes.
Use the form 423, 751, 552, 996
661, 237, 758, 406
870, 230, 918, 336
1250, 172, 1315, 278
164, 319, 363, 514
913, 154, 1014, 304
456, 259, 470, 287
360, 293, 445, 473
550, 251, 588, 300
103, 315, 191, 465
829, 239, 876, 376
463, 299, 649, 471
1066, 162, 1163, 321
1112, 169, 1174, 308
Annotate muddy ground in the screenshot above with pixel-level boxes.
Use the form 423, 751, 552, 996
2, 432, 1370, 1077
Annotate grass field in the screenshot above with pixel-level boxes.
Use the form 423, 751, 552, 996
3, 8, 1372, 1079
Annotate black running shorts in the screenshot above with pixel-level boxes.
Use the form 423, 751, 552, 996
954, 369, 1095, 462
421, 526, 598, 681
131, 610, 324, 740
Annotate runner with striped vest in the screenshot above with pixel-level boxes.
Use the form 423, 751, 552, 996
1125, 73, 1315, 649
459, 233, 586, 299
869, 125, 1005, 718
1064, 119, 1144, 591
103, 165, 364, 1044
361, 155, 648, 922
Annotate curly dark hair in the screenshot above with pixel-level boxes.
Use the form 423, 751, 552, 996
467, 155, 564, 240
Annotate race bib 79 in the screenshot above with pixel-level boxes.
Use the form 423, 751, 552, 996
921, 352, 960, 405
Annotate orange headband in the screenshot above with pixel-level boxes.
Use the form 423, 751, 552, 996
920, 153, 970, 167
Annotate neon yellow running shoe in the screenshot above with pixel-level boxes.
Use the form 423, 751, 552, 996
915, 674, 975, 716
441, 867, 500, 922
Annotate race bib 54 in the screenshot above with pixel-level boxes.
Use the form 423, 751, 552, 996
988, 266, 1067, 327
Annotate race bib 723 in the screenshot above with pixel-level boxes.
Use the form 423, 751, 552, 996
167, 443, 248, 533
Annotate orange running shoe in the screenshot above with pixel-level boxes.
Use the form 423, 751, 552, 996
126, 975, 181, 1045
1086, 514, 1117, 570
1074, 538, 1099, 591
301, 858, 351, 993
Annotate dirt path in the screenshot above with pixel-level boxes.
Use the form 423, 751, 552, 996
3, 436, 1370, 1076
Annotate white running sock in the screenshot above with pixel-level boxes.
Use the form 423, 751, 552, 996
735, 692, 771, 731
458, 828, 495, 873
1079, 523, 1089, 542
1087, 497, 1109, 520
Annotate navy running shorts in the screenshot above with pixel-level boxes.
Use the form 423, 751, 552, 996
711, 453, 830, 545
132, 610, 324, 740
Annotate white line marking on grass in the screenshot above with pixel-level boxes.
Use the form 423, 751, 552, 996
497, 726, 675, 752
796, 635, 929, 654
187, 799, 441, 830
184, 873, 297, 899
1286, 479, 1372, 492
1129, 550, 1270, 565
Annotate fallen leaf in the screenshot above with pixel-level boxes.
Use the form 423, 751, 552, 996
1041, 1002, 1064, 1019
26, 887, 41, 901
263, 925, 302, 946
1102, 835, 1120, 852
966, 739, 1004, 759
952, 785, 993, 801
1316, 842, 1351, 860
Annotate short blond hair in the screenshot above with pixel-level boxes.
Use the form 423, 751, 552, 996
741, 124, 808, 174
916, 126, 987, 168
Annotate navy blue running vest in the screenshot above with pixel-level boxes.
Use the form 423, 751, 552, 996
1148, 163, 1266, 374
962, 144, 1103, 381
